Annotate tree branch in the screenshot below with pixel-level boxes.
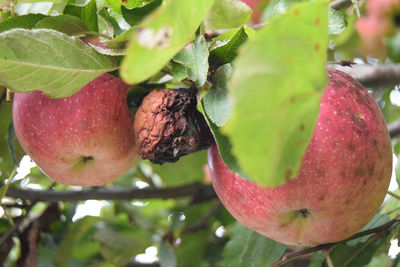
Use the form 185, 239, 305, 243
329, 64, 400, 90
5, 183, 217, 202
272, 215, 400, 267
330, 0, 354, 10
388, 120, 400, 138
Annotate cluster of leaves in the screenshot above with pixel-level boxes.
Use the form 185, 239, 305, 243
0, 0, 400, 266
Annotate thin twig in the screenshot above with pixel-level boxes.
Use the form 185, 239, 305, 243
0, 167, 17, 201
329, 63, 400, 90
322, 249, 334, 267
388, 119, 400, 138
5, 183, 216, 202
388, 191, 400, 201
330, 0, 354, 10
272, 215, 400, 266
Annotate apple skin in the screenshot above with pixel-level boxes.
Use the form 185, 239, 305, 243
208, 69, 392, 246
239, 0, 267, 24
13, 73, 140, 186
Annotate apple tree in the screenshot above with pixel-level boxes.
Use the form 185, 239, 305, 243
1, 0, 400, 266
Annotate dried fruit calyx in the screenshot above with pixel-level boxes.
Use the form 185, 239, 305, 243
134, 88, 213, 164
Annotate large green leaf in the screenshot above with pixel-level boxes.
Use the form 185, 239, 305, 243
204, 0, 252, 30
0, 14, 46, 33
122, 0, 163, 26
94, 221, 152, 266
209, 27, 253, 66
0, 29, 118, 98
64, 0, 98, 32
173, 35, 209, 87
222, 1, 328, 187
328, 7, 347, 35
34, 14, 88, 35
347, 213, 390, 246
221, 223, 287, 267
120, 0, 214, 84
202, 64, 233, 127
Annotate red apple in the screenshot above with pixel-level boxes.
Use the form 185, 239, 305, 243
208, 69, 392, 246
13, 73, 140, 186
239, 0, 267, 24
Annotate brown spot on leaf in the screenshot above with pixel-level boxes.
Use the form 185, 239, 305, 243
340, 171, 346, 178
314, 18, 320, 25
294, 9, 300, 16
300, 124, 305, 131
314, 43, 320, 51
318, 195, 325, 201
345, 198, 351, 205
363, 180, 367, 186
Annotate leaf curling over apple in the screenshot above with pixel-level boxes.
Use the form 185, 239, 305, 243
208, 69, 392, 246
12, 73, 140, 186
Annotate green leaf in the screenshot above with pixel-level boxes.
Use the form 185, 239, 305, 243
159, 241, 177, 267
0, 29, 117, 98
204, 0, 252, 30
263, 0, 304, 21
201, 103, 242, 175
381, 189, 400, 219
221, 223, 287, 267
120, 0, 215, 84
202, 64, 233, 127
122, 0, 163, 26
308, 251, 324, 267
330, 234, 391, 267
34, 15, 88, 35
381, 88, 400, 123
328, 8, 347, 35
171, 60, 188, 81
94, 221, 152, 266
222, 1, 328, 186
54, 216, 100, 267
15, 2, 54, 16
175, 230, 209, 267
365, 254, 392, 267
64, 0, 98, 32
0, 101, 16, 181
82, 0, 98, 32
123, 0, 154, 9
0, 14, 46, 34
387, 32, 400, 63
98, 7, 124, 37
173, 35, 209, 87
150, 150, 207, 186
209, 27, 250, 66
347, 213, 390, 246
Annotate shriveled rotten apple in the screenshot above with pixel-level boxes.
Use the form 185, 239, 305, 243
13, 73, 140, 186
208, 69, 392, 246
